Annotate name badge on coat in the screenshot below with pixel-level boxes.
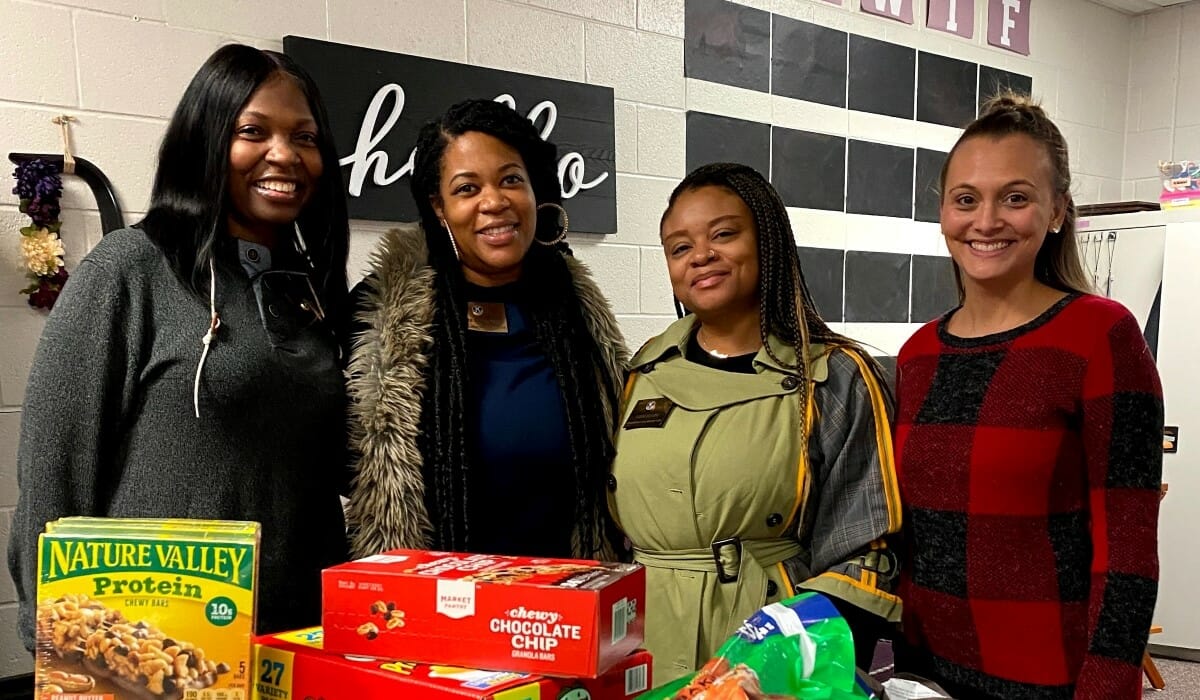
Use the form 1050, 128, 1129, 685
624, 397, 675, 429
466, 301, 508, 333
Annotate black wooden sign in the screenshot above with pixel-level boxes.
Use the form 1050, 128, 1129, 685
284, 37, 617, 234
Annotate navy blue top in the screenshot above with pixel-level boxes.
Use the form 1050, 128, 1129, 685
465, 282, 575, 557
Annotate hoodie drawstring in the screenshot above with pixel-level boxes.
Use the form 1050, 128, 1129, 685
194, 259, 221, 418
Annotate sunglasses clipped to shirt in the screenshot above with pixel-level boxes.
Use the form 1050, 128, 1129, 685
250, 268, 326, 327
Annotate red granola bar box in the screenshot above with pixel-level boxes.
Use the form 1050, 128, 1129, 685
322, 550, 645, 678
252, 627, 652, 700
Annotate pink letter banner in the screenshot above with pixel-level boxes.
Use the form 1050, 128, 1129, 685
928, 0, 974, 39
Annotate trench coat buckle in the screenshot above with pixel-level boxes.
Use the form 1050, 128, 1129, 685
711, 537, 742, 584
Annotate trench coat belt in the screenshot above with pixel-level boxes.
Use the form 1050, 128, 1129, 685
633, 538, 804, 633
632, 537, 803, 579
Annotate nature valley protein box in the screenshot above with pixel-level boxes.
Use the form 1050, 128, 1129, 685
35, 518, 260, 700
252, 627, 652, 700
322, 550, 645, 678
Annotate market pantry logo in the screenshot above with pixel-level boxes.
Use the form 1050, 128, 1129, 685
436, 579, 477, 619
284, 37, 617, 234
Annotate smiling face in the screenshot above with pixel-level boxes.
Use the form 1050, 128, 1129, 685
226, 72, 322, 246
660, 185, 760, 322
940, 133, 1067, 295
431, 131, 537, 287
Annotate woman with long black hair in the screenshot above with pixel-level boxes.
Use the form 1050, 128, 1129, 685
9, 43, 351, 647
343, 99, 627, 561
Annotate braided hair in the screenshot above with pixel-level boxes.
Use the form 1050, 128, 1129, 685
662, 162, 891, 408
409, 99, 615, 556
940, 92, 1091, 300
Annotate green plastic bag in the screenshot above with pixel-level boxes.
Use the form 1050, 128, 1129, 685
642, 591, 870, 699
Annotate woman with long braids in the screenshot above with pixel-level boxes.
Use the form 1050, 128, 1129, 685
343, 99, 627, 561
608, 162, 901, 683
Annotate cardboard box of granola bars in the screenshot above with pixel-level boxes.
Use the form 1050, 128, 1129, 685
35, 518, 259, 700
322, 550, 645, 678
252, 627, 652, 700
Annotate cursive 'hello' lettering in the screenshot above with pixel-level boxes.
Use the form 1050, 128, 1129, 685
339, 85, 610, 202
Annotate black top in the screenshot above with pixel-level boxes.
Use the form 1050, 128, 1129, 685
685, 329, 758, 374
464, 282, 575, 557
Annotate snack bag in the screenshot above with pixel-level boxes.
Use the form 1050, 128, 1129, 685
642, 592, 867, 700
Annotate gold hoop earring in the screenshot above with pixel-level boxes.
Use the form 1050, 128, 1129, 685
440, 217, 462, 261
535, 203, 569, 246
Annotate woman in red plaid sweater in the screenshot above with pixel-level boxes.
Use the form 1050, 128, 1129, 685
894, 94, 1163, 699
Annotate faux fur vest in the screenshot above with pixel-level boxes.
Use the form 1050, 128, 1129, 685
345, 223, 629, 559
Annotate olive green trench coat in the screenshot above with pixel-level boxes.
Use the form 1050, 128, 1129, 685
608, 316, 901, 684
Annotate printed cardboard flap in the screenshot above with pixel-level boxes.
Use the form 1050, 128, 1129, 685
328, 550, 642, 589
46, 517, 261, 538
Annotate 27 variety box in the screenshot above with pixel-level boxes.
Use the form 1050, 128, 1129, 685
253, 627, 652, 700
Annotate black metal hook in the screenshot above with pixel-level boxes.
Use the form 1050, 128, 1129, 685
8, 153, 125, 235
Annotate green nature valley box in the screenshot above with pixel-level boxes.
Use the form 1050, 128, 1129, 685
35, 518, 260, 700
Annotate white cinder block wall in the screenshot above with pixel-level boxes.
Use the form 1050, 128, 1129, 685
0, 0, 1137, 678
1122, 4, 1200, 201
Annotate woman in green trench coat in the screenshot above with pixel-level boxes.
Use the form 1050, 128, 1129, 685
608, 163, 901, 685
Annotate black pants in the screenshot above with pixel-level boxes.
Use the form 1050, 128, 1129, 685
829, 597, 894, 671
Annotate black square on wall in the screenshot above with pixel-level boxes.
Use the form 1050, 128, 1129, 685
772, 127, 846, 212
847, 140, 914, 219
844, 250, 911, 323
685, 0, 771, 93
848, 35, 915, 120
876, 356, 897, 389
686, 111, 771, 177
917, 52, 978, 128
978, 66, 1033, 113
911, 254, 959, 322
915, 148, 948, 223
772, 14, 847, 108
797, 246, 845, 322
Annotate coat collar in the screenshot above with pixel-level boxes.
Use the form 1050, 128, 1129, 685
633, 314, 830, 382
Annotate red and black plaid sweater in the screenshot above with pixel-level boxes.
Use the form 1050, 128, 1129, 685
895, 293, 1162, 700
